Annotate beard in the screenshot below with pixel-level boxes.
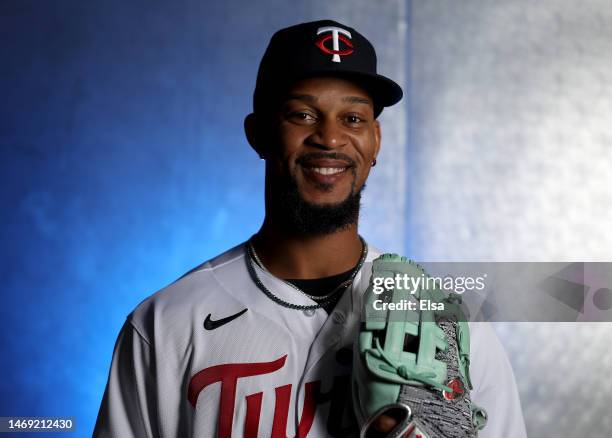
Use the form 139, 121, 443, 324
268, 171, 364, 236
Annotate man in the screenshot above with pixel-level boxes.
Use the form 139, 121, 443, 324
94, 20, 526, 437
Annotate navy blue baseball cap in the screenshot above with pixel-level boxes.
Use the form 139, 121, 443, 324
253, 20, 403, 118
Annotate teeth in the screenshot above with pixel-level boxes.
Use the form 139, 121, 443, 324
312, 167, 345, 175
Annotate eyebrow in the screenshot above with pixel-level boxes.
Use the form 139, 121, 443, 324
342, 96, 372, 106
284, 94, 372, 106
285, 94, 317, 103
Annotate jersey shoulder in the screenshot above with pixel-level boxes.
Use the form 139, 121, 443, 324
127, 243, 250, 343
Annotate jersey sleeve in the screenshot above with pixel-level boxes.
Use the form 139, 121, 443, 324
93, 317, 159, 438
469, 322, 527, 438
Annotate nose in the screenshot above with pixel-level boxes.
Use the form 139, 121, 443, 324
306, 118, 347, 150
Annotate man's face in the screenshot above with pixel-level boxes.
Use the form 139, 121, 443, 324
268, 76, 381, 208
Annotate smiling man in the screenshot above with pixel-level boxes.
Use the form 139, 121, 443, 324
94, 20, 526, 437
244, 75, 380, 301
255, 77, 376, 232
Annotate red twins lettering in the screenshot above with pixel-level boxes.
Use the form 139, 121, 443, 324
188, 355, 318, 438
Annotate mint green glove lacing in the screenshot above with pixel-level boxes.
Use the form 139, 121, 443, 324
367, 338, 454, 394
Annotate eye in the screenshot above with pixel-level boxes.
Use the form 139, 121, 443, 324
345, 114, 365, 125
288, 111, 317, 124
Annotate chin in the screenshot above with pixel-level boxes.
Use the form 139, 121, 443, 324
300, 190, 353, 207
299, 181, 356, 203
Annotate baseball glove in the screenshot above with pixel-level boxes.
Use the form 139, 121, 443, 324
352, 254, 487, 437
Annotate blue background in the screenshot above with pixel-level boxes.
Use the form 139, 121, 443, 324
4, 1, 611, 437
2, 0, 364, 434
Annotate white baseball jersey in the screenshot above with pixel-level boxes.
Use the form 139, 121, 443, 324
94, 242, 527, 437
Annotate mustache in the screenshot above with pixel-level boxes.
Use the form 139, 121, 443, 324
295, 152, 356, 167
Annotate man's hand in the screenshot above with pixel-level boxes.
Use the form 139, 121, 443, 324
365, 409, 410, 438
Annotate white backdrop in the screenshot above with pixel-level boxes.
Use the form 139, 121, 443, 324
408, 1, 612, 436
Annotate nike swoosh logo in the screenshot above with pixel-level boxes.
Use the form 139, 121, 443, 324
204, 308, 248, 330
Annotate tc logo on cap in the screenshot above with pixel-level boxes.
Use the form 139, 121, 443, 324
315, 26, 353, 63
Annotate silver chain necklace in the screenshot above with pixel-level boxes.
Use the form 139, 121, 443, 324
245, 236, 368, 310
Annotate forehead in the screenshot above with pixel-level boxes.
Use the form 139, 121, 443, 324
282, 76, 374, 107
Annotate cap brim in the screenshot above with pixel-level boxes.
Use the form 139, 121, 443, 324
253, 70, 403, 118
339, 71, 403, 107
296, 70, 403, 116
305, 70, 402, 104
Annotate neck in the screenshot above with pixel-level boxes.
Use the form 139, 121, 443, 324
251, 219, 364, 280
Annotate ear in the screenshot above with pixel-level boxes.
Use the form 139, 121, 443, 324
372, 119, 381, 162
244, 113, 266, 159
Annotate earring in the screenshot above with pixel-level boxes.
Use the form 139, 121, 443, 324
371, 158, 377, 167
